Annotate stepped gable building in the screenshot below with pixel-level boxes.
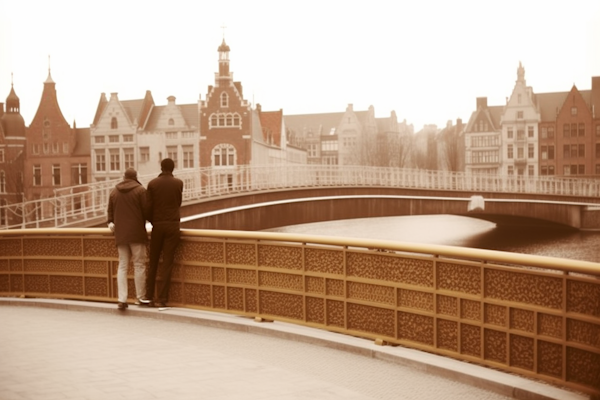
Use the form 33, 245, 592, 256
198, 38, 302, 187
0, 80, 26, 226
500, 62, 541, 176
24, 68, 90, 207
465, 62, 600, 178
90, 89, 199, 182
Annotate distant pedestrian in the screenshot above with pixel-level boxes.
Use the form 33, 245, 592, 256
107, 168, 149, 310
141, 158, 183, 308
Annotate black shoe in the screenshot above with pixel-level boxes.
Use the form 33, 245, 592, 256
117, 302, 128, 310
155, 302, 167, 308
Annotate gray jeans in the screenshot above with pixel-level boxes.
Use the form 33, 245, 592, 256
117, 243, 147, 303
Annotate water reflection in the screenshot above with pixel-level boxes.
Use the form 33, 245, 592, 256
264, 215, 600, 263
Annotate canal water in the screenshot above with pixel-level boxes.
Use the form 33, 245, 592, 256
264, 215, 600, 263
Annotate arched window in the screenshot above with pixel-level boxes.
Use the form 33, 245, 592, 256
210, 115, 218, 127
111, 117, 118, 129
209, 112, 242, 128
212, 144, 236, 167
220, 92, 229, 107
168, 118, 174, 126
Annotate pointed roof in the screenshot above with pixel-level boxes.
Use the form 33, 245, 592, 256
92, 93, 108, 126
218, 38, 230, 52
259, 109, 283, 146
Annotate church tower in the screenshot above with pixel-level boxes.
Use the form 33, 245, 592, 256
0, 77, 26, 226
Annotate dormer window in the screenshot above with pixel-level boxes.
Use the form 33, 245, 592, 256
111, 117, 118, 129
220, 92, 229, 107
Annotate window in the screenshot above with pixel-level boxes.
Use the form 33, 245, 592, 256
571, 123, 577, 137
507, 165, 514, 175
321, 140, 338, 152
32, 144, 40, 155
471, 150, 499, 164
0, 149, 4, 163
109, 149, 120, 171
571, 107, 577, 115
563, 145, 570, 158
563, 124, 570, 137
548, 126, 555, 138
527, 126, 534, 138
541, 127, 547, 139
307, 143, 318, 157
596, 164, 600, 175
517, 147, 524, 159
517, 129, 525, 140
52, 164, 61, 186
507, 144, 513, 159
168, 118, 174, 126
596, 143, 600, 158
95, 136, 105, 144
109, 135, 119, 143
548, 145, 555, 160
548, 166, 554, 175
578, 165, 585, 175
571, 144, 578, 158
578, 144, 585, 158
571, 165, 578, 175
96, 153, 106, 171
63, 143, 69, 154
517, 111, 523, 119
43, 143, 49, 154
111, 117, 118, 129
166, 132, 178, 139
140, 147, 150, 162
123, 135, 133, 142
528, 165, 534, 176
528, 144, 534, 158
182, 146, 194, 168
0, 171, 5, 193
541, 166, 548, 176
564, 165, 571, 175
541, 146, 548, 160
209, 112, 242, 128
212, 144, 236, 166
123, 148, 134, 169
507, 128, 514, 139
71, 164, 88, 185
167, 146, 178, 168
220, 92, 229, 107
578, 123, 585, 136
596, 125, 600, 137
52, 142, 59, 153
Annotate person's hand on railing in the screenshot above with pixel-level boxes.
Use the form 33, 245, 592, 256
108, 222, 115, 232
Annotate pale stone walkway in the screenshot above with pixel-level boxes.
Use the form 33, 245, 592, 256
0, 299, 586, 400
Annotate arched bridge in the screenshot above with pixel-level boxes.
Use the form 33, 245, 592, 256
2, 165, 600, 230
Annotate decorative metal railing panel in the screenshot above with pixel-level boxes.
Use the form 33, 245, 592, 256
1, 228, 599, 396
2, 165, 600, 229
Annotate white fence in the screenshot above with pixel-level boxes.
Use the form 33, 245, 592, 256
2, 165, 600, 229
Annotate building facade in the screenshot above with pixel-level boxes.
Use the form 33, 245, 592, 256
23, 69, 90, 215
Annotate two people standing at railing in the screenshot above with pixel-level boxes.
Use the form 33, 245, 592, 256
107, 158, 183, 310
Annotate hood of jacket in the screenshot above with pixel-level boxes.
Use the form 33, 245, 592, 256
115, 179, 141, 193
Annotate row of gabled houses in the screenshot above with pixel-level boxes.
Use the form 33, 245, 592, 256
2, 38, 600, 227
0, 38, 407, 225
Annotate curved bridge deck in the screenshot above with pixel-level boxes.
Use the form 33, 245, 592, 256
1, 228, 599, 397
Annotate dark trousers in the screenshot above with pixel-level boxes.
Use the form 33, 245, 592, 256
147, 222, 180, 303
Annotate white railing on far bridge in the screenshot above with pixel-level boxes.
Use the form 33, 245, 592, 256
1, 165, 600, 229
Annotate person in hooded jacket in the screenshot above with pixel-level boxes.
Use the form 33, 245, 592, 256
107, 168, 149, 310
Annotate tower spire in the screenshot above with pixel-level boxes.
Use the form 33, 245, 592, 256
45, 54, 55, 84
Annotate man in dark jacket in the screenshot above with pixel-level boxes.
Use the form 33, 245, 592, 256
142, 158, 183, 308
107, 168, 148, 310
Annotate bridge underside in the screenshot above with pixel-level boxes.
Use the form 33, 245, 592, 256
180, 187, 593, 231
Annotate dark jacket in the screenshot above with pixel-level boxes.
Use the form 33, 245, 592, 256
107, 179, 148, 245
147, 172, 183, 224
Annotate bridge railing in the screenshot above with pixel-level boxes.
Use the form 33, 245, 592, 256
2, 165, 600, 229
1, 227, 599, 397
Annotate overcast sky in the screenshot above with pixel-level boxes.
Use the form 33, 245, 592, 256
1, 0, 600, 131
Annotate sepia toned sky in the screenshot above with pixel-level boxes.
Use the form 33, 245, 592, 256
1, 0, 599, 131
